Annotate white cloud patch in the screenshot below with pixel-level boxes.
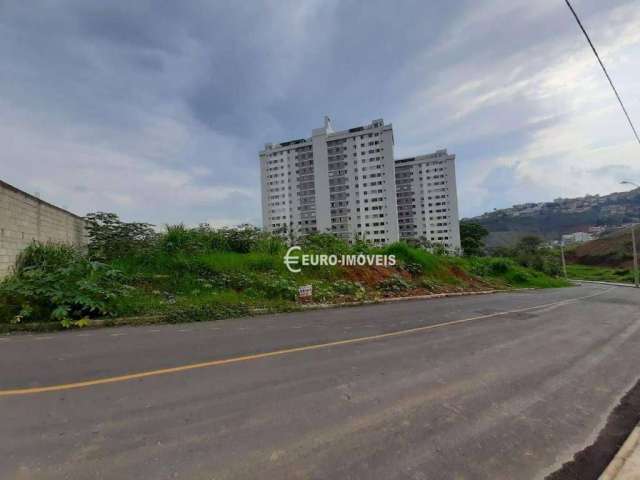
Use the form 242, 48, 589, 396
1, 0, 639, 225
392, 0, 640, 216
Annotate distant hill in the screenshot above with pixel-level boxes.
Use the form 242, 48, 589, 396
465, 188, 640, 248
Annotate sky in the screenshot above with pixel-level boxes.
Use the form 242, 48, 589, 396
1, 0, 640, 227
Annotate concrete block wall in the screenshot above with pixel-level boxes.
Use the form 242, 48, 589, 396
0, 180, 87, 278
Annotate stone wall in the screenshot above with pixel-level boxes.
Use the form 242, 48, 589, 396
0, 180, 86, 278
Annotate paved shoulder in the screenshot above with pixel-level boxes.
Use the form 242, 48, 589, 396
1, 284, 638, 480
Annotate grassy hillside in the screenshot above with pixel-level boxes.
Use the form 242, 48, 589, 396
562, 227, 637, 284
565, 227, 635, 268
565, 264, 634, 284
0, 225, 569, 329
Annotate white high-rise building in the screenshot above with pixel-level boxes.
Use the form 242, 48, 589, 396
395, 150, 461, 251
260, 117, 460, 250
260, 117, 399, 244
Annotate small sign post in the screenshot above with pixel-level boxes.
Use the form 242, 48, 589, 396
298, 284, 313, 303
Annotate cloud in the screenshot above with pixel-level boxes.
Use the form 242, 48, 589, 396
391, 0, 640, 216
1, 0, 639, 225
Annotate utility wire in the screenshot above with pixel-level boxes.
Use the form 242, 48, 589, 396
564, 0, 640, 146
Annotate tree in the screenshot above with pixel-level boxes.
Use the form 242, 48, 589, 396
460, 222, 489, 256
85, 212, 155, 261
490, 245, 515, 257
517, 235, 543, 254
300, 232, 351, 255
512, 235, 561, 276
407, 235, 433, 250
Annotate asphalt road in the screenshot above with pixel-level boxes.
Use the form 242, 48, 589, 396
1, 284, 640, 479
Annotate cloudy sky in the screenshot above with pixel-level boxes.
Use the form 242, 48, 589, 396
2, 0, 640, 226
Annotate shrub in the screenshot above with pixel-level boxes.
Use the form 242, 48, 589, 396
86, 212, 156, 261
311, 283, 336, 302
379, 275, 412, 294
254, 235, 286, 255
246, 253, 281, 272
403, 262, 424, 276
191, 225, 231, 251
158, 224, 283, 256
301, 233, 351, 255
161, 224, 206, 253
258, 277, 298, 300
483, 236, 563, 279
420, 278, 440, 291
487, 258, 511, 275
332, 280, 365, 296
223, 224, 262, 253
541, 257, 562, 277
383, 242, 441, 273
13, 242, 79, 275
468, 257, 514, 277
221, 271, 297, 300
350, 239, 374, 254
206, 251, 281, 273
506, 270, 531, 285
0, 244, 130, 324
228, 272, 253, 290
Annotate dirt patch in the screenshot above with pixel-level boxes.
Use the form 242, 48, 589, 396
546, 376, 640, 480
447, 264, 494, 290
340, 265, 410, 288
339, 264, 492, 294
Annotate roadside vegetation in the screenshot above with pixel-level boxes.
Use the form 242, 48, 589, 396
0, 214, 569, 329
562, 226, 637, 284
489, 235, 565, 278
461, 222, 567, 278
565, 264, 634, 284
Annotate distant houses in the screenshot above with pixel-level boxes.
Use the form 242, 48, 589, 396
561, 231, 594, 245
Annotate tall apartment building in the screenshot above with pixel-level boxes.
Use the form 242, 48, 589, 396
260, 117, 460, 250
260, 117, 399, 244
395, 150, 460, 251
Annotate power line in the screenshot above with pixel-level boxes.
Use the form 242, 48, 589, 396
564, 0, 640, 146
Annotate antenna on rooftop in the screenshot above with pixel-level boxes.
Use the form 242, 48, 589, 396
324, 115, 334, 133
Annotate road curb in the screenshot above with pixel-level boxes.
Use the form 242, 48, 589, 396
571, 279, 637, 288
0, 287, 540, 335
299, 288, 529, 310
600, 424, 640, 479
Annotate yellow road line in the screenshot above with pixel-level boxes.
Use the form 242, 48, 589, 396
0, 287, 612, 397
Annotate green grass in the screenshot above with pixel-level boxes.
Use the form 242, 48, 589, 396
382, 243, 444, 274
504, 267, 569, 288
565, 264, 634, 284
456, 256, 570, 289
0, 237, 571, 328
193, 251, 286, 273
